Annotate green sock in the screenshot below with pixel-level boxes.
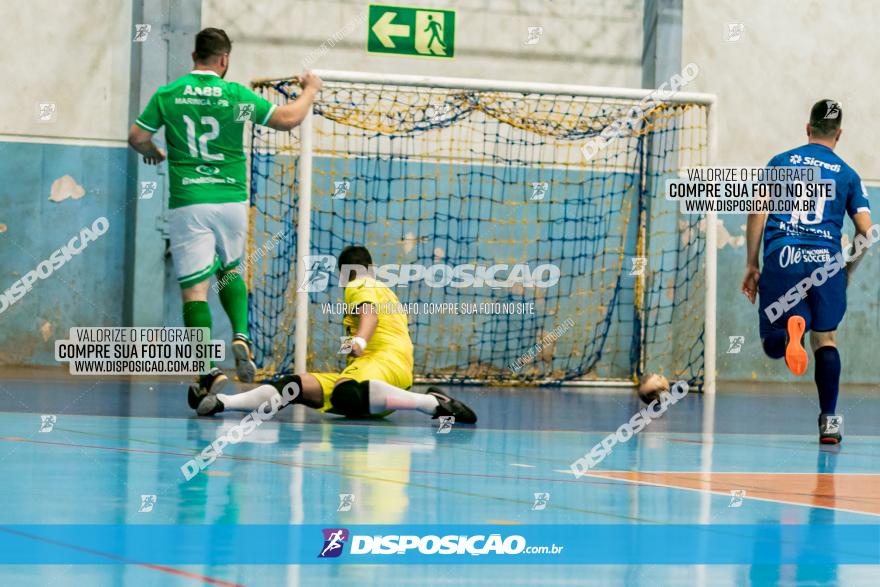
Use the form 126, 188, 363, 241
183, 300, 213, 369
217, 271, 249, 336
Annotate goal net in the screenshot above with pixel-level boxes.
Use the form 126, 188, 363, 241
247, 71, 714, 389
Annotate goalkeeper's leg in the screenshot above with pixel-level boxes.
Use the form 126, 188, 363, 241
195, 374, 437, 416
193, 373, 323, 416
196, 373, 477, 423
328, 379, 477, 424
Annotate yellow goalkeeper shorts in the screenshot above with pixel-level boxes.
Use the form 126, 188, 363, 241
312, 351, 413, 414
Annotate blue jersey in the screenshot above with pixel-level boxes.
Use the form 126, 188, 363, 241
763, 143, 870, 258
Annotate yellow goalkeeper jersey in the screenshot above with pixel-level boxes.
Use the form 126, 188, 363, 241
343, 277, 413, 361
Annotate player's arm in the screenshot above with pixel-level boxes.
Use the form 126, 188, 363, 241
741, 212, 766, 304
846, 210, 873, 278
844, 176, 873, 279
127, 124, 166, 165
349, 303, 378, 357
129, 92, 166, 164
266, 71, 322, 131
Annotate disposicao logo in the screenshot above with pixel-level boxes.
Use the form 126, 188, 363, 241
318, 528, 349, 558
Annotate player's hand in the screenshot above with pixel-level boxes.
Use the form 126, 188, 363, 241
144, 148, 166, 165
349, 334, 369, 357
300, 70, 322, 93
741, 265, 760, 304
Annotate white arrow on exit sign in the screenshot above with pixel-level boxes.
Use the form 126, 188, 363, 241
371, 11, 410, 48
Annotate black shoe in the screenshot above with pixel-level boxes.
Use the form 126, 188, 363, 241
427, 387, 477, 424
197, 394, 226, 416
198, 367, 229, 395
819, 414, 843, 444
232, 334, 257, 383
187, 383, 207, 410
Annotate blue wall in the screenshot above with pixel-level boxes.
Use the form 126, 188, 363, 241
0, 142, 128, 365
0, 141, 236, 370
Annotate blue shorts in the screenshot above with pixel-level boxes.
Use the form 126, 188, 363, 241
758, 245, 847, 338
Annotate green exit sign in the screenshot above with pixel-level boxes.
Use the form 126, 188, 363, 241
367, 4, 455, 58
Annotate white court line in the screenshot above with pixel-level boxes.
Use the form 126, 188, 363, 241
566, 470, 880, 519
555, 469, 880, 477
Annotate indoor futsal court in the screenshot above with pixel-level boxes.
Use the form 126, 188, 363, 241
2, 1, 880, 586
1, 377, 879, 585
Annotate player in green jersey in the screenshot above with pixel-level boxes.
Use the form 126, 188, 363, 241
127, 28, 321, 399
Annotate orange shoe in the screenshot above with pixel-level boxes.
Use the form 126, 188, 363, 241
784, 316, 808, 376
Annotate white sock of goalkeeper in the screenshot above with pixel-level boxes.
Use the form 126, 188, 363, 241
368, 380, 439, 415
217, 379, 300, 412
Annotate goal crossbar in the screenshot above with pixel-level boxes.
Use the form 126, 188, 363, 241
253, 69, 716, 106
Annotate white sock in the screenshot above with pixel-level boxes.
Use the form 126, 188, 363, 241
217, 382, 298, 412
368, 380, 439, 415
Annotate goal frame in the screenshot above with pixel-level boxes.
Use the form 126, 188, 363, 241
255, 69, 718, 394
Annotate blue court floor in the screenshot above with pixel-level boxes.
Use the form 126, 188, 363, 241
0, 369, 878, 586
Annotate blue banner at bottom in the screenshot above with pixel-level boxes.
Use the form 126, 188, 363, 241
0, 524, 877, 565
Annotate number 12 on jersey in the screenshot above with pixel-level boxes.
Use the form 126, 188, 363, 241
183, 115, 223, 161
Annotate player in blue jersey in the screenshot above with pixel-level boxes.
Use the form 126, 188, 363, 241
741, 99, 873, 444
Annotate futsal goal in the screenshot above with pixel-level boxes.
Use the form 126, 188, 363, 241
246, 70, 717, 392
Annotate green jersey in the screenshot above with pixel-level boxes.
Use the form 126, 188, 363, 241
135, 70, 276, 209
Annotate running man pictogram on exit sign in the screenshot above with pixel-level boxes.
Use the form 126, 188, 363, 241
368, 4, 456, 58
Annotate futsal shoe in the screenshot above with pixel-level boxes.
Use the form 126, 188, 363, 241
427, 387, 478, 424
819, 413, 843, 444
187, 383, 207, 410
198, 367, 229, 395
784, 316, 808, 377
231, 334, 257, 383
197, 394, 226, 417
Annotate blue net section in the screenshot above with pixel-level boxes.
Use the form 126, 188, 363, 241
248, 77, 709, 386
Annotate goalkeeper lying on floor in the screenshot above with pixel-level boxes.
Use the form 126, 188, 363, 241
189, 245, 477, 424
